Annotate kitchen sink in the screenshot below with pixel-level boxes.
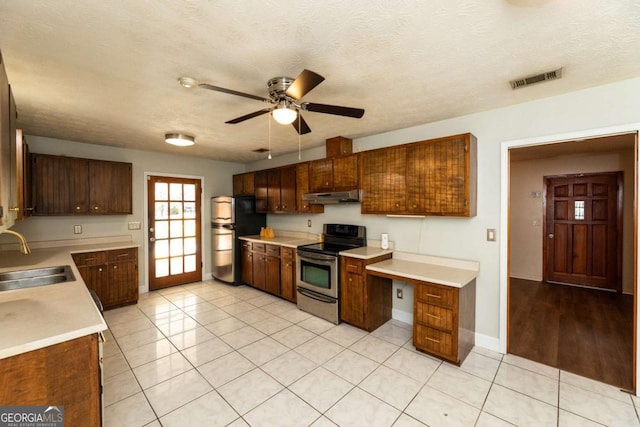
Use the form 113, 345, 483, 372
0, 265, 75, 292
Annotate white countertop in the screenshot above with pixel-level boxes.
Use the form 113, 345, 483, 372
0, 238, 138, 359
339, 246, 394, 260
365, 251, 479, 288
240, 235, 317, 248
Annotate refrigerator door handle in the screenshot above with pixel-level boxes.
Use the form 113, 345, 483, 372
221, 224, 235, 230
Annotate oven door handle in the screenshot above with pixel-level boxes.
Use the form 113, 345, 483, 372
297, 287, 337, 304
298, 253, 336, 265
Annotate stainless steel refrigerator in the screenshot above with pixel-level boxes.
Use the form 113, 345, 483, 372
211, 195, 266, 285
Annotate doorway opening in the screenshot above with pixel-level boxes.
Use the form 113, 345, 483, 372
147, 175, 202, 291
505, 130, 637, 392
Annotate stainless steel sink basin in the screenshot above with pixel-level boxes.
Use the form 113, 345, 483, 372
0, 265, 75, 292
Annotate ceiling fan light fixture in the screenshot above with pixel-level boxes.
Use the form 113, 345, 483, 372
178, 77, 198, 88
165, 133, 195, 146
272, 105, 298, 125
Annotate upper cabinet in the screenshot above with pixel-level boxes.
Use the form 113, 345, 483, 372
232, 172, 255, 196
0, 51, 11, 230
361, 133, 477, 217
255, 165, 297, 214
295, 162, 323, 214
31, 153, 132, 215
309, 154, 359, 192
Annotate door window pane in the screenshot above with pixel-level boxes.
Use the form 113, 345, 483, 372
170, 238, 184, 256
155, 240, 169, 258
155, 221, 169, 239
184, 184, 196, 201
155, 202, 169, 219
170, 220, 183, 238
184, 237, 197, 255
170, 257, 183, 274
155, 183, 168, 201
184, 255, 196, 272
184, 202, 196, 219
575, 201, 585, 220
155, 259, 169, 277
170, 202, 183, 218
170, 183, 183, 201
184, 220, 196, 237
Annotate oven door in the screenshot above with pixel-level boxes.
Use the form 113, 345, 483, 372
296, 251, 338, 299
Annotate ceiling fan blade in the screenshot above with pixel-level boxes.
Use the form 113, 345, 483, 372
225, 108, 272, 124
285, 69, 325, 100
303, 102, 365, 118
198, 83, 272, 103
292, 114, 311, 135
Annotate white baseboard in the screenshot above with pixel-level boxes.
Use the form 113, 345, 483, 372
392, 309, 413, 325
475, 332, 501, 353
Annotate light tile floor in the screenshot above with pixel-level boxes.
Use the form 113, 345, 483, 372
103, 280, 640, 427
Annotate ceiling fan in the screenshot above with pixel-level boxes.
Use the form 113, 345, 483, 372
178, 69, 365, 135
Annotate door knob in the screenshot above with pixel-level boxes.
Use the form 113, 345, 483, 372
548, 234, 554, 239
149, 237, 156, 242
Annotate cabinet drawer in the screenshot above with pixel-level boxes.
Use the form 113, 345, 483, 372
108, 247, 137, 262
416, 302, 454, 331
414, 324, 454, 358
416, 283, 455, 308
252, 243, 266, 253
72, 251, 107, 266
241, 241, 253, 251
281, 247, 294, 260
266, 245, 280, 257
343, 257, 364, 274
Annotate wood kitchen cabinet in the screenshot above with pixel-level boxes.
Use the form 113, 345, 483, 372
413, 280, 476, 365
280, 246, 296, 302
309, 154, 358, 193
0, 334, 101, 426
360, 146, 407, 214
340, 253, 393, 331
241, 241, 254, 285
233, 172, 255, 196
0, 51, 13, 229
255, 166, 296, 214
73, 247, 138, 310
31, 153, 132, 215
244, 242, 281, 295
361, 133, 477, 217
296, 162, 324, 214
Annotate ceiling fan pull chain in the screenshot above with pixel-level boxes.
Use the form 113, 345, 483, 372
298, 114, 302, 160
268, 112, 272, 159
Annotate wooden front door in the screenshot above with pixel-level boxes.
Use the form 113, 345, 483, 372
544, 172, 622, 291
148, 176, 202, 290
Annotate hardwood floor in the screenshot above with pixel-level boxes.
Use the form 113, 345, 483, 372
509, 277, 634, 391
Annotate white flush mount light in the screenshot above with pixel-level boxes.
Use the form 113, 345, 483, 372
165, 133, 195, 146
178, 77, 198, 88
272, 103, 298, 125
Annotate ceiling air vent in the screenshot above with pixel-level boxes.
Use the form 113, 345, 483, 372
253, 148, 269, 153
510, 67, 563, 90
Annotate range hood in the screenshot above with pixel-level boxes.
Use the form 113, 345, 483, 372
303, 189, 361, 204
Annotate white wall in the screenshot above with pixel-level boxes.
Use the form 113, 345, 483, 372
510, 151, 635, 294
253, 76, 640, 344
1, 136, 245, 291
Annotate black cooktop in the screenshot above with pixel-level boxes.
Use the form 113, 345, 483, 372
298, 224, 367, 256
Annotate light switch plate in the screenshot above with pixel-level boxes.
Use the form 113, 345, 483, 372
486, 228, 496, 242
128, 221, 141, 230
307, 219, 312, 228
74, 225, 82, 234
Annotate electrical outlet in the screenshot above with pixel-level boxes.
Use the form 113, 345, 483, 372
396, 288, 403, 299
74, 225, 82, 234
128, 221, 141, 230
307, 219, 312, 228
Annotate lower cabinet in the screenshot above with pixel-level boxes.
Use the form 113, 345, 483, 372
413, 280, 476, 365
73, 247, 138, 310
241, 241, 296, 302
340, 254, 393, 331
0, 334, 101, 426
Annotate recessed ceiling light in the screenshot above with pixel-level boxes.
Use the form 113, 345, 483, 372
178, 77, 198, 88
165, 133, 195, 146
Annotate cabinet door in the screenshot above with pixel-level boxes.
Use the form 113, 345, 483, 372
332, 154, 358, 190
233, 174, 244, 196
89, 160, 132, 214
254, 170, 268, 213
309, 158, 333, 192
32, 154, 89, 215
408, 135, 470, 215
341, 271, 365, 327
252, 253, 267, 290
265, 255, 281, 295
280, 248, 296, 302
241, 242, 254, 285
295, 163, 323, 214
267, 168, 281, 212
0, 57, 9, 228
242, 173, 255, 195
279, 165, 297, 213
361, 146, 406, 213
76, 264, 108, 306
107, 260, 138, 308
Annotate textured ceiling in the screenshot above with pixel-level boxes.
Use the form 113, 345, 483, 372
1, 0, 639, 163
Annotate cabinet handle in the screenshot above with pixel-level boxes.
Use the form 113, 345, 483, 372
282, 205, 286, 209
98, 268, 103, 272
84, 257, 98, 262
93, 206, 99, 211
113, 265, 118, 269
325, 182, 329, 186
395, 203, 400, 208
425, 336, 440, 344
425, 313, 441, 320
75, 206, 81, 211
8, 206, 20, 213
426, 293, 441, 299
117, 254, 129, 258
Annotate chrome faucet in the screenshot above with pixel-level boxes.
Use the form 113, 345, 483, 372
1, 229, 31, 255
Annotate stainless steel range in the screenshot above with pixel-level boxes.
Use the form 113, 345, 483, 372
296, 224, 366, 324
